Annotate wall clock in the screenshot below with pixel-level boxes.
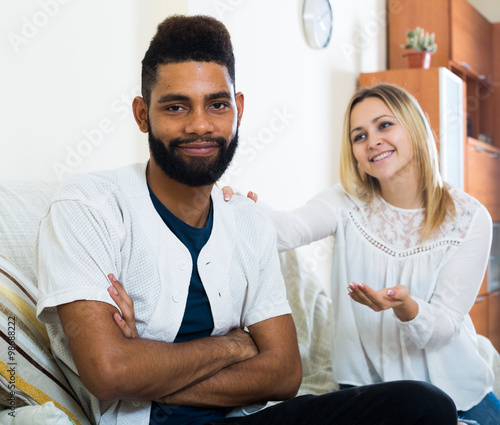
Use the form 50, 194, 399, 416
302, 0, 333, 50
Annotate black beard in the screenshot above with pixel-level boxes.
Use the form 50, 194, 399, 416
148, 122, 238, 187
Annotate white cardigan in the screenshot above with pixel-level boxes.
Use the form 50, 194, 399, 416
267, 183, 494, 411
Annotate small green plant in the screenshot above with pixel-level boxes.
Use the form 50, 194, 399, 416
402, 27, 437, 53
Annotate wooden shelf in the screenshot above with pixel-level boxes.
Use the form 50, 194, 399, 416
470, 290, 500, 352
466, 139, 500, 221
449, 61, 493, 87
388, 0, 492, 78
489, 291, 500, 351
468, 138, 500, 154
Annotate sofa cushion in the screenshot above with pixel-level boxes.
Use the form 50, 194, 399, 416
0, 401, 74, 424
0, 180, 59, 286
0, 257, 90, 424
278, 248, 337, 396
0, 180, 91, 424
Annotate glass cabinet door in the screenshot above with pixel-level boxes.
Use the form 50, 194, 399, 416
439, 68, 465, 190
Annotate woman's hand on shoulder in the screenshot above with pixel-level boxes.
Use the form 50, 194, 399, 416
221, 186, 258, 203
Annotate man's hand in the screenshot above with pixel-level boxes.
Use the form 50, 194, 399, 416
108, 274, 139, 338
347, 282, 418, 322
223, 328, 259, 360
157, 314, 301, 407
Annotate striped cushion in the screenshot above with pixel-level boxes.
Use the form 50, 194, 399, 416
0, 257, 90, 425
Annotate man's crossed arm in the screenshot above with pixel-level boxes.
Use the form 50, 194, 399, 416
57, 275, 302, 407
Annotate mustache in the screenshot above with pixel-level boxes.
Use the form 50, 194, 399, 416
169, 136, 226, 148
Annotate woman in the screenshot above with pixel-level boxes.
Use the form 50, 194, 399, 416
224, 83, 499, 424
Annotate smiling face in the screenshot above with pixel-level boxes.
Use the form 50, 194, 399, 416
349, 96, 419, 192
133, 61, 244, 187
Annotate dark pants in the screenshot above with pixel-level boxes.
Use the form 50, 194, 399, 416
211, 381, 457, 425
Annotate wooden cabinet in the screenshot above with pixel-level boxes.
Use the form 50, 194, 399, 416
493, 24, 500, 147
470, 293, 488, 336
388, 0, 492, 78
450, 64, 495, 146
466, 140, 500, 221
388, 0, 451, 71
450, 0, 492, 77
470, 289, 500, 351
489, 291, 500, 350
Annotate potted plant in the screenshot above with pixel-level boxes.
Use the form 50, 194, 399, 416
401, 27, 437, 69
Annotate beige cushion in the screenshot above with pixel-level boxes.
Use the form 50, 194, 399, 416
0, 180, 59, 286
278, 248, 337, 396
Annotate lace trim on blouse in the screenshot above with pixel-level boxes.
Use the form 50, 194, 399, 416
348, 187, 480, 256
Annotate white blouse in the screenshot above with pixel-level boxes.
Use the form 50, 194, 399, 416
267, 183, 494, 410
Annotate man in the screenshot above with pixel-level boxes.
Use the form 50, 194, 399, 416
36, 14, 458, 425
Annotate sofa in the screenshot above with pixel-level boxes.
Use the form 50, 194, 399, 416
0, 179, 498, 424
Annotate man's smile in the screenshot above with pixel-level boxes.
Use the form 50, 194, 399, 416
176, 142, 221, 156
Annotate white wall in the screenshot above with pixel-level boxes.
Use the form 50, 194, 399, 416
1, 0, 386, 284
0, 0, 176, 182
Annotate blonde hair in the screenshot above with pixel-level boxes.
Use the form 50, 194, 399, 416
339, 83, 455, 242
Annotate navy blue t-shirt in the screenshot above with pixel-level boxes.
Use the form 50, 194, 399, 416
148, 187, 226, 425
